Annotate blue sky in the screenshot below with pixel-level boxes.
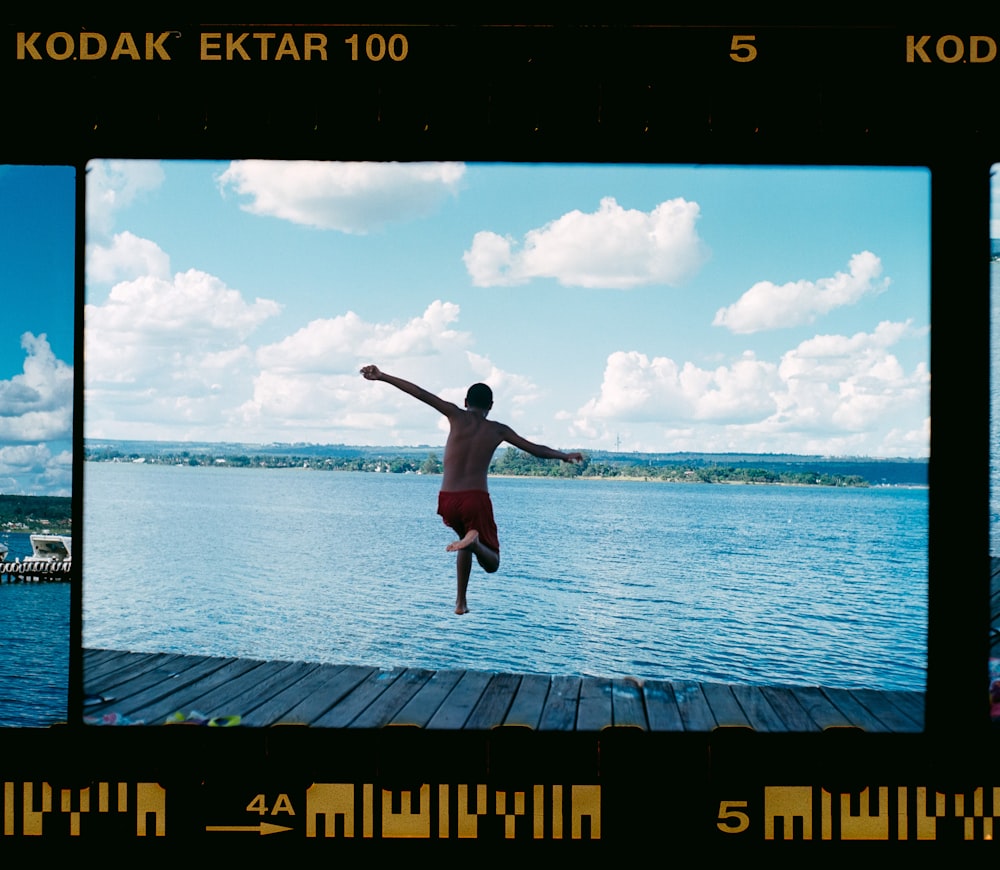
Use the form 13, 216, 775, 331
84, 159, 931, 458
0, 165, 74, 497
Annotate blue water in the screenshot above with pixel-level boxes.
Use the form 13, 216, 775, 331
0, 532, 70, 727
83, 461, 927, 692
991, 260, 1000, 555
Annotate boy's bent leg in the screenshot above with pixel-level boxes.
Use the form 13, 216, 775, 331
446, 530, 499, 574
473, 540, 499, 574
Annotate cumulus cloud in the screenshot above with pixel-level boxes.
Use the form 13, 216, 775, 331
463, 196, 710, 288
88, 268, 280, 342
255, 300, 469, 375
84, 265, 282, 437
87, 231, 172, 285
774, 320, 928, 433
0, 444, 71, 497
573, 349, 781, 429
216, 160, 466, 232
713, 251, 890, 334
237, 300, 543, 443
570, 320, 928, 456
85, 283, 544, 447
86, 159, 165, 236
0, 333, 73, 443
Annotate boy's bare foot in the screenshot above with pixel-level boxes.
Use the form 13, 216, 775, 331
455, 602, 469, 615
447, 530, 479, 552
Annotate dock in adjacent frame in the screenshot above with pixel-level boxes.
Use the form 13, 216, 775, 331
0, 560, 72, 582
82, 647, 924, 732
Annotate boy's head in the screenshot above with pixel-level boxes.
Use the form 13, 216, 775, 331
465, 382, 494, 411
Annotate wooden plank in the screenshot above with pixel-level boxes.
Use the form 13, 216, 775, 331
465, 673, 522, 729
701, 683, 752, 729
611, 677, 647, 729
759, 686, 821, 732
729, 684, 788, 733
238, 663, 347, 727
576, 677, 612, 731
502, 673, 550, 728
538, 675, 581, 731
85, 651, 192, 698
266, 664, 374, 726
91, 655, 238, 720
788, 686, 858, 730
426, 670, 493, 730
123, 657, 270, 725
84, 651, 157, 695
672, 680, 717, 731
203, 660, 321, 720
348, 668, 435, 729
882, 690, 925, 727
144, 662, 294, 722
80, 649, 928, 734
312, 668, 405, 728
389, 670, 465, 727
850, 688, 922, 733
819, 688, 893, 733
82, 649, 134, 680
642, 680, 685, 732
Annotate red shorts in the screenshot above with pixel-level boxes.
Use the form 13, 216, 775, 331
437, 489, 500, 553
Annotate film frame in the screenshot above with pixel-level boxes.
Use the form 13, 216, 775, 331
0, 18, 993, 852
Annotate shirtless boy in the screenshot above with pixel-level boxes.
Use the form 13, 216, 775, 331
360, 365, 583, 614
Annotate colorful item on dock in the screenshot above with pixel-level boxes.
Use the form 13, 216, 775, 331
83, 711, 143, 726
164, 710, 242, 726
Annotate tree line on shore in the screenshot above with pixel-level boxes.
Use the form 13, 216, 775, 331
85, 445, 872, 487
0, 494, 72, 534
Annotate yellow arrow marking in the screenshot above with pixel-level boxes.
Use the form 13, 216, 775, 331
205, 822, 293, 835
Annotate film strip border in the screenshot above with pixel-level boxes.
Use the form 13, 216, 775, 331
2, 24, 998, 160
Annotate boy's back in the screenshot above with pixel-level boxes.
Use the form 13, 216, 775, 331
440, 412, 508, 492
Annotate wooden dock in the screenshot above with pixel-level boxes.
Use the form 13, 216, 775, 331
83, 647, 924, 732
0, 560, 71, 582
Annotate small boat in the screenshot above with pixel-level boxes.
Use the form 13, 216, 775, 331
0, 542, 7, 561
28, 534, 71, 562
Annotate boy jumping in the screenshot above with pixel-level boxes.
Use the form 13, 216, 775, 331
360, 365, 583, 614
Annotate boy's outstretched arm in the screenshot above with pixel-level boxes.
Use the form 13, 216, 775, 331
499, 425, 584, 463
360, 365, 460, 417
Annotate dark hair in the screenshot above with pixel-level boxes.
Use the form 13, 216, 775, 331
465, 382, 493, 410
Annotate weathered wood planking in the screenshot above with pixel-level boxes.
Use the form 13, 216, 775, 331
83, 648, 924, 733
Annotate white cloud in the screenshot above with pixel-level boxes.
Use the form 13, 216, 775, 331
0, 334, 73, 443
255, 300, 469, 376
570, 320, 928, 457
87, 268, 281, 346
85, 286, 545, 447
713, 251, 890, 334
86, 159, 165, 236
0, 444, 72, 497
573, 349, 780, 428
463, 196, 710, 288
87, 231, 172, 285
237, 301, 544, 443
774, 320, 928, 433
84, 265, 282, 438
216, 160, 466, 232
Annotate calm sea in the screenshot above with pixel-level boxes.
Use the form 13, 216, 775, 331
83, 460, 927, 692
992, 260, 1000, 556
0, 532, 70, 727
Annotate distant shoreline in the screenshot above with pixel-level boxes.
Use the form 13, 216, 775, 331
0, 494, 72, 536
84, 457, 928, 490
